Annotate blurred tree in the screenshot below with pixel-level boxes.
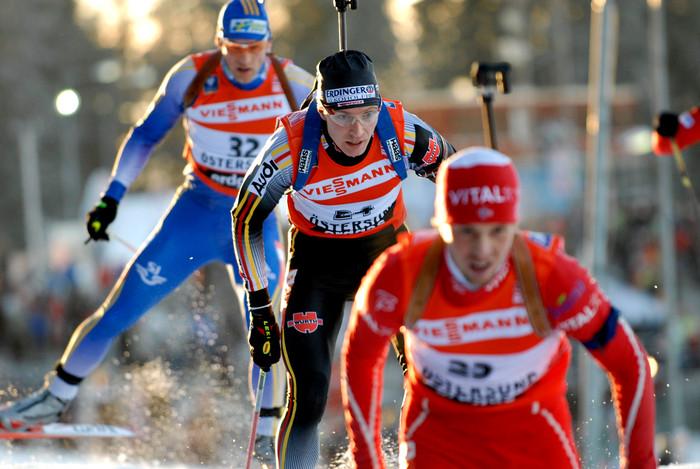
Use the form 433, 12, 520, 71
408, 0, 591, 89
0, 0, 110, 245
664, 0, 700, 108
408, 0, 699, 103
71, 0, 223, 196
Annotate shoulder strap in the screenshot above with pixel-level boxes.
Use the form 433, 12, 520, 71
292, 101, 323, 191
185, 52, 298, 111
375, 103, 408, 180
392, 235, 443, 374
267, 53, 299, 112
183, 51, 222, 109
405, 236, 444, 328
512, 232, 552, 337
292, 100, 407, 192
404, 232, 553, 337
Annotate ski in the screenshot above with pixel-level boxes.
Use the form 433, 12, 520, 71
0, 423, 136, 440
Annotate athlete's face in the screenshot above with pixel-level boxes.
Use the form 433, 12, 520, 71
218, 38, 271, 84
439, 222, 517, 288
320, 105, 380, 157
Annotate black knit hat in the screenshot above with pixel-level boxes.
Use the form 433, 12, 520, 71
316, 50, 381, 110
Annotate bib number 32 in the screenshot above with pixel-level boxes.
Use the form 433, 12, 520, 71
230, 136, 260, 157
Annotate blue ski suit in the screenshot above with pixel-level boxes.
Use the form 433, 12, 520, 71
49, 51, 313, 437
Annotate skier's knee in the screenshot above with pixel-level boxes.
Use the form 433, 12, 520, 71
294, 372, 329, 425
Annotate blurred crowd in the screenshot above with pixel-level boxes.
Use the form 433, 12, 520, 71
0, 247, 100, 360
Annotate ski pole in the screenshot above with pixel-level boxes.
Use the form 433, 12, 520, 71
111, 233, 138, 253
470, 62, 511, 150
670, 138, 700, 220
84, 232, 138, 253
244, 370, 268, 469
333, 0, 357, 51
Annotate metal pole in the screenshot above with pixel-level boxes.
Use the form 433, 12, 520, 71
648, 0, 685, 454
244, 371, 267, 469
470, 62, 511, 151
61, 115, 81, 218
580, 0, 618, 465
17, 122, 47, 283
479, 94, 497, 149
333, 0, 356, 51
337, 9, 347, 51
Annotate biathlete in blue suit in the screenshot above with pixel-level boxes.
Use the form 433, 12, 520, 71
0, 1, 313, 463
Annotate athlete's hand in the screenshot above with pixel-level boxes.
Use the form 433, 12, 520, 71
86, 196, 118, 241
248, 305, 281, 372
654, 111, 680, 138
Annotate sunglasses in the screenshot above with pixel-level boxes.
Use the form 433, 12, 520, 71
322, 107, 380, 128
221, 39, 268, 54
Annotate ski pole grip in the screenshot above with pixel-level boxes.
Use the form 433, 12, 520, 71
470, 62, 512, 95
333, 0, 357, 12
470, 61, 512, 150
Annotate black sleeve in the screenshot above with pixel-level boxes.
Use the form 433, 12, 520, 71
404, 111, 456, 180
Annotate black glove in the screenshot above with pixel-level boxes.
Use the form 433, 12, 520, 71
654, 111, 680, 138
86, 196, 118, 241
248, 304, 281, 372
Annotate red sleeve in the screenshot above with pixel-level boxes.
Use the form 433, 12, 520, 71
589, 318, 657, 468
341, 245, 408, 469
652, 106, 700, 155
541, 249, 612, 342
541, 252, 656, 468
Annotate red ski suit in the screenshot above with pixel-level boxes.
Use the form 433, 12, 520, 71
652, 106, 700, 155
341, 230, 656, 469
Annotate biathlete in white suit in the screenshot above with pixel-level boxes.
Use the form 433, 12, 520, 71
0, 1, 313, 463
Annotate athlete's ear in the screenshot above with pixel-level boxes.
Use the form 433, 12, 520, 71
266, 40, 273, 53
214, 35, 223, 50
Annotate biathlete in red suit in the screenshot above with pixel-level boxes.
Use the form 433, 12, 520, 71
231, 50, 454, 468
653, 106, 700, 155
342, 147, 657, 468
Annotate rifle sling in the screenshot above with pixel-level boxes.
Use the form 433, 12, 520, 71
183, 51, 298, 112
183, 51, 222, 109
268, 52, 299, 112
405, 236, 444, 328
511, 232, 552, 337
404, 232, 552, 337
